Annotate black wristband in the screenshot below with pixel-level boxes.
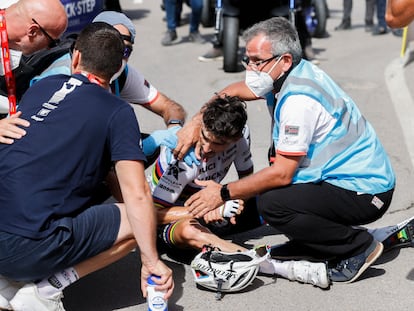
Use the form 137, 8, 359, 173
167, 119, 184, 127
220, 184, 231, 201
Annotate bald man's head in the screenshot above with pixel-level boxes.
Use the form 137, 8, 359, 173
6, 0, 67, 55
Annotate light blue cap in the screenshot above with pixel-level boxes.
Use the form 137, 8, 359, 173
93, 11, 136, 44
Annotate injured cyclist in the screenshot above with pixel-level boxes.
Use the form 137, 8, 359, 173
144, 95, 330, 289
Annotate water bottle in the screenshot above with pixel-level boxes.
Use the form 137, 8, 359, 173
147, 275, 168, 311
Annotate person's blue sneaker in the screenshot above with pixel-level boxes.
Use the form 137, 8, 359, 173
329, 240, 383, 283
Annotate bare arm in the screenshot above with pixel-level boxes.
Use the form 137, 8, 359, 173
237, 166, 254, 179
386, 0, 414, 28
115, 160, 174, 298
0, 111, 30, 144
217, 81, 259, 100
185, 153, 302, 218
142, 92, 186, 127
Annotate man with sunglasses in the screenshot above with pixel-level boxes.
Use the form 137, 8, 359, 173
0, 0, 66, 55
93, 11, 186, 132
0, 11, 186, 150
0, 0, 67, 138
173, 16, 396, 285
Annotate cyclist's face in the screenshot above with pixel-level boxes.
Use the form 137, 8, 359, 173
199, 126, 234, 159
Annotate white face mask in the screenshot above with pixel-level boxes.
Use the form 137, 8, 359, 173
0, 49, 22, 76
109, 59, 127, 84
245, 56, 282, 97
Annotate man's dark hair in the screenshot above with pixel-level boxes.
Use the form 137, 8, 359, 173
202, 95, 247, 140
74, 22, 124, 81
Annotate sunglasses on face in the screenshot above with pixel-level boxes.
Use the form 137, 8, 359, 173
32, 18, 60, 48
123, 45, 133, 58
121, 34, 132, 43
69, 42, 132, 59
119, 34, 133, 58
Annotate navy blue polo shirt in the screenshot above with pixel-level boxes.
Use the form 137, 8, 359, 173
0, 74, 145, 239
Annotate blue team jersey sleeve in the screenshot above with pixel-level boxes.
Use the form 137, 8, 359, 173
109, 104, 146, 162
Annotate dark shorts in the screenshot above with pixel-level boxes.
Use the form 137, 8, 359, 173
0, 203, 120, 282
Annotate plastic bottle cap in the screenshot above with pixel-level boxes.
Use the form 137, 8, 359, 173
147, 274, 161, 286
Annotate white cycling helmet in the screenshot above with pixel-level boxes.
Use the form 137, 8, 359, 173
191, 246, 267, 299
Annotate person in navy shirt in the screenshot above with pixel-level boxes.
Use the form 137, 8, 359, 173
0, 22, 173, 311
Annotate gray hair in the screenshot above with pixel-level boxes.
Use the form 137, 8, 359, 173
242, 17, 302, 66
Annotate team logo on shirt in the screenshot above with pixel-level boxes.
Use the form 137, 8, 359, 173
285, 125, 299, 136
166, 161, 185, 180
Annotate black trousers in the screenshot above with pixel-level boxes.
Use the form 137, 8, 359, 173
342, 0, 353, 21
257, 182, 393, 260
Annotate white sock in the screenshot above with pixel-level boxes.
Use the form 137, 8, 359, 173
270, 259, 291, 279
259, 258, 290, 279
37, 267, 79, 298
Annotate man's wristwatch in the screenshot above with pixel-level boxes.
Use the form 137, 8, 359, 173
220, 184, 231, 201
167, 119, 184, 127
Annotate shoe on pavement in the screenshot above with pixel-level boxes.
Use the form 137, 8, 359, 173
287, 260, 330, 289
188, 31, 206, 44
329, 240, 383, 283
10, 283, 65, 311
382, 215, 414, 250
372, 26, 388, 36
198, 47, 223, 62
304, 45, 315, 60
335, 19, 351, 31
392, 28, 403, 37
303, 45, 320, 65
0, 275, 24, 310
161, 30, 179, 46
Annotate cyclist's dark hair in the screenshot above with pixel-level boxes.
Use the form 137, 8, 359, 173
202, 95, 247, 140
74, 22, 124, 81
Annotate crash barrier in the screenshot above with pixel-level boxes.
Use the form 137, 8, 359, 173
61, 0, 104, 35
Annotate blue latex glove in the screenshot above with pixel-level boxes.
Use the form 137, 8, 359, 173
165, 145, 199, 167
162, 132, 200, 167
142, 126, 180, 156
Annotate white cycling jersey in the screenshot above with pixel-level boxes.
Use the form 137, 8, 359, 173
148, 125, 253, 207
30, 56, 159, 106
118, 64, 158, 105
